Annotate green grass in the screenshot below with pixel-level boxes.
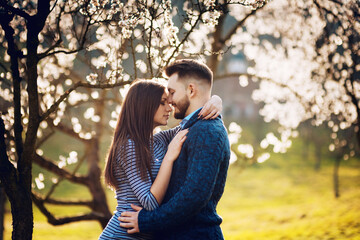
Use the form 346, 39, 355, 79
219, 155, 360, 240
4, 148, 360, 240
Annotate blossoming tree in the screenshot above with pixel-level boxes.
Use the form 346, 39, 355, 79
237, 0, 359, 196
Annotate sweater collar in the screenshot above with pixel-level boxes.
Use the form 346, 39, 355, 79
180, 108, 203, 129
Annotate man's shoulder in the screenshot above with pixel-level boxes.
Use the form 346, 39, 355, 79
191, 117, 226, 131
187, 118, 228, 141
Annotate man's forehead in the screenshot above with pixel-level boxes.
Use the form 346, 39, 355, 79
167, 75, 178, 88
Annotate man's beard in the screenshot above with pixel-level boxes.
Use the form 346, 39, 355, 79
173, 95, 190, 119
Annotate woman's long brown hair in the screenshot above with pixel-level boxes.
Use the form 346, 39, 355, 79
104, 79, 165, 189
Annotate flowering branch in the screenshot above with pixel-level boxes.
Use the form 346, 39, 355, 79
41, 80, 131, 122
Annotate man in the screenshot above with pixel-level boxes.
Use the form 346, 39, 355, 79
119, 59, 230, 239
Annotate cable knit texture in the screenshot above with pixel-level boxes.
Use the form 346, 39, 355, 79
138, 109, 230, 240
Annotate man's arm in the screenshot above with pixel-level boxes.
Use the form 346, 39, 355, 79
138, 124, 227, 232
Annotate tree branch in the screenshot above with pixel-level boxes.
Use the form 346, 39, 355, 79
160, 12, 203, 75
44, 153, 87, 199
32, 192, 106, 226
49, 121, 88, 143
33, 154, 88, 185
35, 127, 55, 148
221, 9, 257, 44
146, 8, 155, 78
130, 37, 138, 79
32, 191, 93, 207
0, 0, 31, 20
40, 80, 132, 121
44, 197, 93, 207
37, 39, 62, 59
215, 72, 311, 110
0, 61, 9, 73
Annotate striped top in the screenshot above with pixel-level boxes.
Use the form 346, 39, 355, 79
99, 126, 180, 240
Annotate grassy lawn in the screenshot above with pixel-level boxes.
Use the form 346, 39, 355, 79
4, 148, 360, 239
219, 153, 360, 240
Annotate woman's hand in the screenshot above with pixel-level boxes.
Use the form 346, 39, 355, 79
164, 129, 188, 162
198, 95, 222, 120
150, 129, 188, 205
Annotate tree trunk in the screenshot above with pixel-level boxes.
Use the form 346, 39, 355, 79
0, 184, 5, 240
9, 194, 33, 240
86, 140, 112, 228
88, 91, 112, 228
333, 156, 341, 198
314, 141, 322, 171
302, 136, 310, 162
208, 12, 226, 75
0, 119, 33, 240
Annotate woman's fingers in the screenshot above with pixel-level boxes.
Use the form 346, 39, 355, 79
179, 135, 187, 143
120, 222, 133, 228
209, 109, 220, 119
127, 228, 139, 234
198, 104, 210, 118
120, 211, 133, 217
202, 109, 217, 120
131, 204, 142, 211
176, 129, 188, 139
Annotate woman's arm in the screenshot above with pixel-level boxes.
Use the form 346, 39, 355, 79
150, 129, 188, 205
119, 140, 160, 211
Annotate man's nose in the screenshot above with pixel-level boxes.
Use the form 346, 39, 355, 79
167, 95, 173, 104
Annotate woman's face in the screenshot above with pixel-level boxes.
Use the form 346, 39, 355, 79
153, 92, 173, 127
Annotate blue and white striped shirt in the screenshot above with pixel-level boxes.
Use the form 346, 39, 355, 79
99, 126, 180, 240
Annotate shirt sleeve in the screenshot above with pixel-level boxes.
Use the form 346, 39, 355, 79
138, 125, 227, 231
119, 139, 159, 211
153, 126, 181, 146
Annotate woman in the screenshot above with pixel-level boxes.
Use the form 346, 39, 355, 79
99, 79, 221, 240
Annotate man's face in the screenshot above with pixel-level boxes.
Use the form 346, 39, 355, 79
167, 73, 190, 119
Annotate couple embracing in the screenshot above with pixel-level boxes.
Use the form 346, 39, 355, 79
99, 59, 231, 240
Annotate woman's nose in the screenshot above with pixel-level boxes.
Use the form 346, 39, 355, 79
166, 104, 172, 112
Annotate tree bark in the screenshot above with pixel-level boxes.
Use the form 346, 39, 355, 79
0, 118, 33, 240
0, 10, 33, 240
0, 1, 51, 239
314, 141, 322, 171
0, 183, 5, 240
87, 91, 112, 227
333, 156, 341, 198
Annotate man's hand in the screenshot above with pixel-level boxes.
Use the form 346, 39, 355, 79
118, 204, 142, 234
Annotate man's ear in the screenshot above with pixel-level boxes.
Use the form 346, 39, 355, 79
187, 83, 197, 98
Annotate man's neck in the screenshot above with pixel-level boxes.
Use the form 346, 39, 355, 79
185, 98, 209, 117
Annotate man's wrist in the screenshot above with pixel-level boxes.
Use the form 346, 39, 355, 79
138, 208, 146, 232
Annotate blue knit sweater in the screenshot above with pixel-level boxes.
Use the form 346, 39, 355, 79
138, 108, 230, 240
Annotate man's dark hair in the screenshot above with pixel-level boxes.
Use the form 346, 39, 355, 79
164, 59, 213, 86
